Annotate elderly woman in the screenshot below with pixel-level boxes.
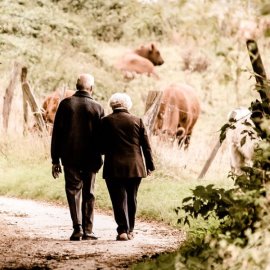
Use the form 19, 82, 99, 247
100, 93, 155, 241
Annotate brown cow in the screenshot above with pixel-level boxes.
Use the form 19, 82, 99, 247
115, 43, 164, 79
153, 84, 200, 149
42, 89, 75, 132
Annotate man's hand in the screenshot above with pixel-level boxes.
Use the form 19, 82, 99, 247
52, 164, 62, 179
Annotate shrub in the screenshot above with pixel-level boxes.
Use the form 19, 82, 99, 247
176, 77, 270, 267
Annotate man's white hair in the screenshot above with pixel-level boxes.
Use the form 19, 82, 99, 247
78, 73, 94, 89
109, 92, 132, 110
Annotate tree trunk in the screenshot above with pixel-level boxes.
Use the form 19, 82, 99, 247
246, 39, 270, 103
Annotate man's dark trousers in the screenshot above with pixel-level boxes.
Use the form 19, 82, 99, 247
64, 167, 96, 234
105, 177, 141, 234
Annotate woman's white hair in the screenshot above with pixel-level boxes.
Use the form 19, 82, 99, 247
109, 92, 132, 110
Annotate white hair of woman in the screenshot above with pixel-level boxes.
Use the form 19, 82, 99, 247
109, 93, 133, 110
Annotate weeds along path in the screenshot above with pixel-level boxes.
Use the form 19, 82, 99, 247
0, 196, 185, 270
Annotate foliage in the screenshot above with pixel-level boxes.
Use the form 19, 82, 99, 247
84, 1, 132, 42
175, 77, 270, 268
21, 0, 183, 43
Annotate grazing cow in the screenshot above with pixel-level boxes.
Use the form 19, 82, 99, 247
153, 84, 200, 149
227, 107, 259, 175
115, 43, 164, 79
42, 89, 75, 131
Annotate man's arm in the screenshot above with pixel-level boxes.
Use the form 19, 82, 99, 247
51, 102, 64, 178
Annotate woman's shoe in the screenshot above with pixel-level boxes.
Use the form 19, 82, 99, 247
127, 232, 134, 240
116, 233, 129, 241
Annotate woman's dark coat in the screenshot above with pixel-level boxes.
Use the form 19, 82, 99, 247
100, 109, 155, 179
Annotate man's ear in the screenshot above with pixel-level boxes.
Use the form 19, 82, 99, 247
87, 86, 93, 94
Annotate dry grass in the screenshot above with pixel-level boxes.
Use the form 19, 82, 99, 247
151, 133, 231, 181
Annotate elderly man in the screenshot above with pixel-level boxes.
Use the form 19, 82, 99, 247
51, 73, 104, 241
100, 93, 155, 241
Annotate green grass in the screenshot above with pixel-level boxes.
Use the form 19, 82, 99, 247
0, 133, 233, 228
0, 158, 230, 227
0, 153, 65, 202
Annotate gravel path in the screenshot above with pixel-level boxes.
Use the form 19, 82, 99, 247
0, 196, 185, 269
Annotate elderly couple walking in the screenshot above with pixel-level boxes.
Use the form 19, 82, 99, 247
51, 73, 155, 241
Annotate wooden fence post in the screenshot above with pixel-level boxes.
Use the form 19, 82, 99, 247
22, 87, 29, 135
144, 91, 161, 113
197, 140, 222, 180
143, 91, 162, 134
20, 66, 47, 135
2, 62, 21, 132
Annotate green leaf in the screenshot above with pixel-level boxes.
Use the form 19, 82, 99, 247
240, 136, 247, 147
194, 200, 202, 212
243, 120, 252, 127
182, 196, 193, 203
193, 186, 207, 198
220, 132, 226, 143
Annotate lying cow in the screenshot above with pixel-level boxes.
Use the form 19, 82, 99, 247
153, 84, 200, 149
115, 43, 164, 79
227, 107, 259, 175
42, 89, 75, 132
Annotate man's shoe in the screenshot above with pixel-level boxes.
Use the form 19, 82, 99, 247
82, 232, 99, 240
116, 233, 129, 241
70, 225, 83, 241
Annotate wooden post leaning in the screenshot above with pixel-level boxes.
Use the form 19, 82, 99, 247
197, 140, 221, 180
20, 66, 48, 135
142, 90, 162, 135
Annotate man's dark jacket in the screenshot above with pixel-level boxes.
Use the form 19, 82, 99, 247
100, 109, 155, 179
51, 90, 104, 172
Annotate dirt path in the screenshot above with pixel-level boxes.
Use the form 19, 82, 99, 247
0, 196, 185, 270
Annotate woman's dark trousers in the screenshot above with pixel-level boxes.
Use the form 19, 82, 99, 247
105, 177, 141, 234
